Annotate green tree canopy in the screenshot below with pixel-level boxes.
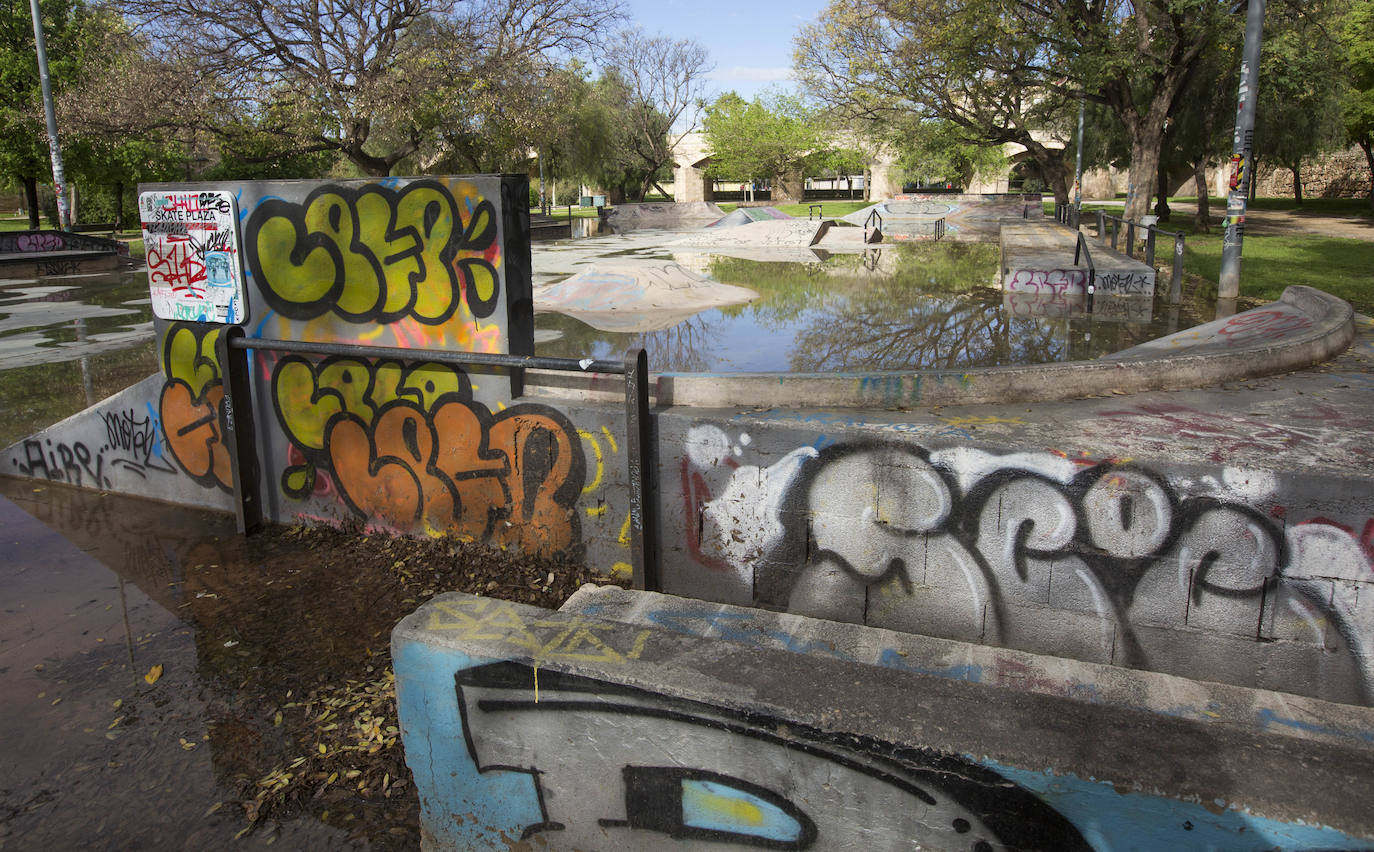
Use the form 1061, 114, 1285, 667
703, 91, 823, 203
1341, 0, 1374, 207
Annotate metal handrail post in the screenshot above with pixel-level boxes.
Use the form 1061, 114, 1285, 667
1095, 209, 1105, 241
1125, 222, 1136, 258
623, 348, 657, 591
1111, 218, 1120, 250
1145, 228, 1157, 267
216, 326, 262, 534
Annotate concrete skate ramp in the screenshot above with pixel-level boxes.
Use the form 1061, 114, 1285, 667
602, 202, 725, 230
707, 206, 792, 228
670, 219, 827, 249
629, 286, 1355, 409
843, 193, 1042, 240
533, 261, 759, 333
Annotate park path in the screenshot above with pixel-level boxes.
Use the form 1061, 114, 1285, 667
1236, 208, 1374, 241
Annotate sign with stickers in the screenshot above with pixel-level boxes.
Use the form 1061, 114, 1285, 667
140, 190, 246, 324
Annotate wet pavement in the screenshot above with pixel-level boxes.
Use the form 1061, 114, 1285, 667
0, 483, 376, 849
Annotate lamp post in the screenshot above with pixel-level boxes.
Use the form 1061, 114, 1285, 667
28, 0, 70, 230
1218, 0, 1266, 299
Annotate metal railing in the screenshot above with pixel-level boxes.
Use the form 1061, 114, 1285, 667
1073, 229, 1097, 313
214, 327, 660, 592
864, 209, 883, 243
808, 203, 824, 221
1090, 210, 1186, 304
933, 217, 946, 241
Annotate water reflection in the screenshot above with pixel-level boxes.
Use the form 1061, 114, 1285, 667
0, 270, 158, 449
0, 479, 411, 849
534, 242, 1209, 373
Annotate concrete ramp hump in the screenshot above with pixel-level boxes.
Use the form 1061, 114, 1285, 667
533, 261, 759, 332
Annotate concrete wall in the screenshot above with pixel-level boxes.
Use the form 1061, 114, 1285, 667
3, 182, 1371, 708
393, 589, 1374, 850
657, 411, 1374, 706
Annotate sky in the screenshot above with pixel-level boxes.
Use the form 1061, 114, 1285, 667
619, 0, 833, 101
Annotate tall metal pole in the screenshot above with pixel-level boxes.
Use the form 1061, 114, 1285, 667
1218, 0, 1265, 298
1074, 96, 1086, 214
538, 148, 547, 216
28, 0, 71, 230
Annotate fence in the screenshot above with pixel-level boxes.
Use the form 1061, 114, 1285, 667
1053, 203, 1185, 304
213, 328, 660, 591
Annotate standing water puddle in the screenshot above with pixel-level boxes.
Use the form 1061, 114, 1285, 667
532, 235, 1211, 373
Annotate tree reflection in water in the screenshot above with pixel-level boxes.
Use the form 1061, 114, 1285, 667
533, 241, 1202, 372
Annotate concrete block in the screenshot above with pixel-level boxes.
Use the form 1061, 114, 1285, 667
867, 580, 987, 645
1261, 578, 1334, 646
991, 601, 1116, 665
1125, 622, 1365, 705
394, 591, 1374, 850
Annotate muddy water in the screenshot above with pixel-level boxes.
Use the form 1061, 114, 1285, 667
0, 481, 405, 849
0, 269, 157, 448
532, 238, 1212, 373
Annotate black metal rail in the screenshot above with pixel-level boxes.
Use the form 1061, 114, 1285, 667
933, 217, 946, 242
1073, 229, 1097, 313
1090, 210, 1186, 305
864, 209, 883, 243
214, 327, 659, 591
808, 203, 824, 221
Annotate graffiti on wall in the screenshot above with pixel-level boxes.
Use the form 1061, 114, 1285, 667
451, 658, 1091, 849
245, 179, 501, 326
682, 426, 1374, 701
157, 323, 232, 491
268, 354, 585, 554
141, 190, 246, 323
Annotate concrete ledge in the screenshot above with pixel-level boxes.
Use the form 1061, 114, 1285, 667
394, 590, 1374, 850
523, 286, 1355, 409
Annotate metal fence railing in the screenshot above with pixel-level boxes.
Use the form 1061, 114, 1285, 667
1052, 203, 1186, 305
1073, 229, 1098, 312
864, 209, 884, 243
214, 327, 660, 591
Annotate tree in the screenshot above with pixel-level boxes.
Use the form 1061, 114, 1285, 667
799, 0, 1235, 221
600, 29, 712, 200
703, 92, 822, 203
1341, 0, 1374, 208
0, 0, 94, 227
1254, 3, 1347, 205
796, 0, 1075, 204
124, 0, 622, 176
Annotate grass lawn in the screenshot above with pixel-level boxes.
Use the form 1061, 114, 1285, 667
1060, 196, 1374, 315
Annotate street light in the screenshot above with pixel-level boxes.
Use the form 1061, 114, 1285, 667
28, 0, 71, 230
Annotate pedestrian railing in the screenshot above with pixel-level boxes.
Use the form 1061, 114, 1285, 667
863, 209, 884, 243
1074, 229, 1098, 312
1090, 210, 1185, 304
213, 328, 660, 591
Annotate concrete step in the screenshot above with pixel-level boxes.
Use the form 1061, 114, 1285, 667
1001, 220, 1155, 298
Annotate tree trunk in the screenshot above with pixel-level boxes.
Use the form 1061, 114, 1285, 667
114, 181, 125, 230
1124, 134, 1163, 223
1249, 154, 1258, 203
1291, 161, 1303, 205
1020, 138, 1071, 205
1192, 157, 1211, 233
1155, 159, 1171, 221
773, 170, 804, 205
1358, 136, 1373, 210
23, 177, 39, 230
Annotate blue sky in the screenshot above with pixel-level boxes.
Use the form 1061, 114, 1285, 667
620, 0, 833, 100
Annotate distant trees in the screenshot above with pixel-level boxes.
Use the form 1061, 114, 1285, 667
703, 93, 822, 203
122, 0, 623, 176
1341, 0, 1374, 207
0, 0, 96, 226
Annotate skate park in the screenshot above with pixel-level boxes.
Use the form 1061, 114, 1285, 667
3, 178, 1373, 849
